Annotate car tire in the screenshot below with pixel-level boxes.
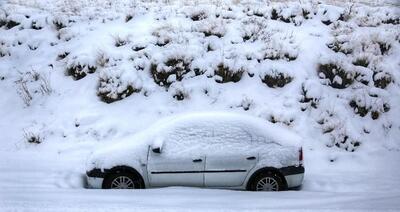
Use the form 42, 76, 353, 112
249, 171, 284, 191
103, 172, 143, 189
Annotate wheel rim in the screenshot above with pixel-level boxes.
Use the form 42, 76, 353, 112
256, 176, 279, 191
110, 176, 135, 189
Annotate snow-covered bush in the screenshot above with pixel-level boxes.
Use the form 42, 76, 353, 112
352, 56, 370, 68
352, 6, 400, 27
373, 71, 392, 89
66, 64, 96, 80
129, 52, 150, 71
0, 45, 10, 57
169, 83, 190, 101
267, 114, 295, 127
243, 4, 268, 18
125, 14, 134, 23
237, 97, 254, 111
0, 11, 6, 28
260, 69, 293, 88
30, 17, 46, 30
190, 10, 208, 21
270, 3, 313, 26
152, 25, 174, 47
57, 27, 76, 42
299, 82, 321, 110
349, 89, 391, 119
2, 14, 24, 30
317, 111, 361, 152
96, 51, 110, 68
195, 18, 226, 38
330, 23, 397, 58
113, 35, 129, 47
241, 18, 266, 42
66, 55, 97, 80
214, 63, 244, 83
57, 51, 70, 61
327, 40, 353, 55
98, 67, 142, 103
23, 130, 42, 144
150, 55, 193, 87
52, 16, 68, 30
132, 44, 146, 52
317, 62, 355, 89
318, 5, 344, 26
259, 31, 298, 61
27, 39, 40, 51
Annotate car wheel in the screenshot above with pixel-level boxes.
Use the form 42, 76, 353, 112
103, 173, 143, 189
249, 172, 284, 191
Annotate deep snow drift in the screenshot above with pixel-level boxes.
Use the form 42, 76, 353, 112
0, 0, 399, 211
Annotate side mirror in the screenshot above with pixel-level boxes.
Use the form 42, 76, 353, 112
151, 137, 164, 154
152, 147, 161, 154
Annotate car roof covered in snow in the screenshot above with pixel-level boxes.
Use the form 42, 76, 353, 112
151, 112, 303, 147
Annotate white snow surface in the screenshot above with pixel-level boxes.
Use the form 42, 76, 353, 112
1, 0, 400, 211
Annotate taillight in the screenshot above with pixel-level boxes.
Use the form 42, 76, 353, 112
299, 147, 303, 162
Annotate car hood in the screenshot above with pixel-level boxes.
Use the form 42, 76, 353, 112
86, 132, 154, 172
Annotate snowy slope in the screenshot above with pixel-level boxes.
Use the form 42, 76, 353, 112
0, 0, 400, 211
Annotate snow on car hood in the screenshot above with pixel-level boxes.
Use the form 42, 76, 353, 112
86, 112, 302, 171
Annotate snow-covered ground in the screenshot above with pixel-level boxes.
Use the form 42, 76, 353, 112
1, 150, 400, 211
0, 0, 400, 211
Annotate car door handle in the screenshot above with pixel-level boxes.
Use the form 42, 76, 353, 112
246, 156, 256, 160
192, 159, 203, 163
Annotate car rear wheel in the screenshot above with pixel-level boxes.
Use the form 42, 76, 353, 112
249, 172, 284, 191
103, 173, 143, 189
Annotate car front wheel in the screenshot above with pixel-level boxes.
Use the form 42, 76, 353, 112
103, 173, 143, 189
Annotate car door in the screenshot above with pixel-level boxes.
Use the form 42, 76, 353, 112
147, 124, 212, 187
147, 148, 205, 187
204, 123, 258, 187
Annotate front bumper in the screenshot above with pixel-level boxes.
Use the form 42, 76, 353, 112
86, 168, 107, 189
86, 176, 104, 188
280, 166, 305, 189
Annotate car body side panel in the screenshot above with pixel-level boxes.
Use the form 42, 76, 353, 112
204, 154, 258, 187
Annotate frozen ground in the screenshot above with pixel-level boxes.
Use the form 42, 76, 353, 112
1, 0, 400, 211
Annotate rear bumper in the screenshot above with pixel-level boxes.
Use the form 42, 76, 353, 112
280, 166, 305, 189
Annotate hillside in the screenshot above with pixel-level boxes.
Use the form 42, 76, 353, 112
0, 0, 399, 211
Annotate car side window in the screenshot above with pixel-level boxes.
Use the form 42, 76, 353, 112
210, 122, 252, 154
162, 124, 214, 156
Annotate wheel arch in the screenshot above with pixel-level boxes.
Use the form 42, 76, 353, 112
246, 167, 288, 190
102, 165, 145, 189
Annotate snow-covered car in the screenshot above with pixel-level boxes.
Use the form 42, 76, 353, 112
86, 113, 304, 191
